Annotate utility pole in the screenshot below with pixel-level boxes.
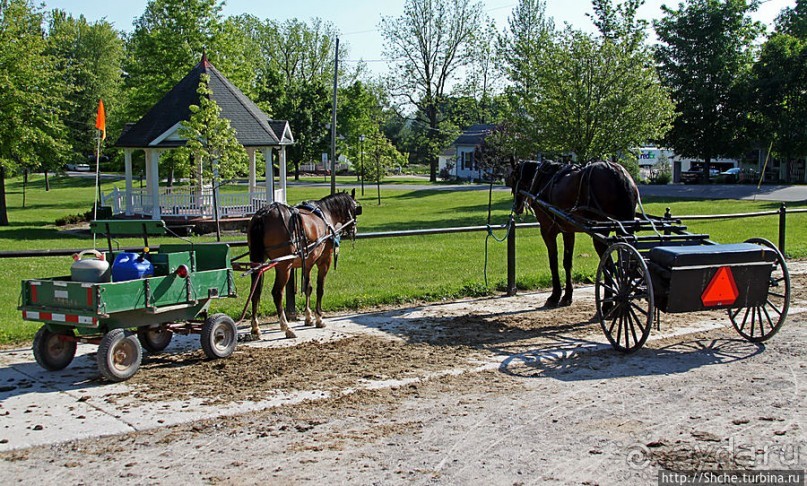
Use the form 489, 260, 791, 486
330, 37, 339, 195
359, 134, 365, 196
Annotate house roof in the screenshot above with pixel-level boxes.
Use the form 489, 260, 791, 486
116, 54, 293, 149
453, 123, 497, 147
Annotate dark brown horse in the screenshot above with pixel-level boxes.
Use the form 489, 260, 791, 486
508, 160, 639, 307
247, 190, 361, 338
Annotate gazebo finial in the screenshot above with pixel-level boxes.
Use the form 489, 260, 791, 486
201, 49, 211, 68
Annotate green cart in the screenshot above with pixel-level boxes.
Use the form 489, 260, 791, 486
19, 220, 238, 382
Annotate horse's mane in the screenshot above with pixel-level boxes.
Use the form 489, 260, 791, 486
309, 192, 355, 222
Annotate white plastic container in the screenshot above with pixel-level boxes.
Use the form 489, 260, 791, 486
71, 250, 110, 283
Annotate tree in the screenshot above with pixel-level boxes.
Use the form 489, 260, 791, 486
750, 9, 807, 181
380, 0, 485, 181
499, 0, 674, 164
253, 18, 340, 180
0, 0, 70, 225
124, 0, 224, 121
655, 0, 762, 179
46, 11, 125, 164
175, 74, 247, 238
175, 74, 247, 183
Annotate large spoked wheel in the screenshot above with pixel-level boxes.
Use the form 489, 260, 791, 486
33, 326, 77, 371
97, 328, 142, 382
729, 238, 790, 342
201, 313, 237, 359
137, 325, 173, 353
595, 243, 655, 353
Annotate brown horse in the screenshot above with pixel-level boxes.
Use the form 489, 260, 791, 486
247, 190, 361, 338
508, 160, 639, 307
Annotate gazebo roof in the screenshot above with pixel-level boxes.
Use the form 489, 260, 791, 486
116, 54, 293, 149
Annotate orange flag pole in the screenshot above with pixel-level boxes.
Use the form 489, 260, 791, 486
93, 100, 106, 245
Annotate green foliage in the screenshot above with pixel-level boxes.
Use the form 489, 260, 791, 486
46, 11, 124, 160
175, 75, 247, 183
498, 0, 674, 163
123, 0, 224, 121
0, 0, 70, 224
380, 0, 485, 181
654, 0, 762, 168
751, 29, 807, 172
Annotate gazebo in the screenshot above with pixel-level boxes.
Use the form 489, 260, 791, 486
104, 53, 293, 223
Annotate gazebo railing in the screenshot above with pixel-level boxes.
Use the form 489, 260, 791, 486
101, 188, 285, 219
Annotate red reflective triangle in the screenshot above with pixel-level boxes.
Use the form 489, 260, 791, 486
701, 266, 739, 307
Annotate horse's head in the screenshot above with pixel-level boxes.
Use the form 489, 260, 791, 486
507, 160, 539, 215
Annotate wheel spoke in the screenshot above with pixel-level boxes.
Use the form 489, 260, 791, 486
608, 314, 619, 335
765, 299, 783, 316
761, 305, 775, 334
627, 309, 639, 346
768, 291, 787, 299
739, 307, 751, 333
628, 306, 647, 333
629, 301, 649, 317
615, 313, 623, 346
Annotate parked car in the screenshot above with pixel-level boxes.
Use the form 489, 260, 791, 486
681, 167, 720, 184
717, 167, 741, 183
65, 163, 91, 171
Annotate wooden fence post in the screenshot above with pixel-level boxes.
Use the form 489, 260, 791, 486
779, 202, 787, 255
507, 216, 517, 296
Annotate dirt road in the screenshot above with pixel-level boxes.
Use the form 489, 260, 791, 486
2, 264, 805, 485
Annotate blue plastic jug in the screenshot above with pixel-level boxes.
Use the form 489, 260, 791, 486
112, 252, 154, 282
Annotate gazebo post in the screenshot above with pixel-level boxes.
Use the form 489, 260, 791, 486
124, 149, 133, 216
248, 148, 257, 196
264, 147, 275, 204
279, 146, 287, 204
147, 149, 161, 220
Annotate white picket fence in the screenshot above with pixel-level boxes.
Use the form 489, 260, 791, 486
101, 187, 285, 219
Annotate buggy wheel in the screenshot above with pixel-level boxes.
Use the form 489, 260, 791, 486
33, 326, 77, 371
137, 325, 173, 353
201, 313, 237, 359
97, 329, 142, 382
595, 243, 654, 353
729, 238, 790, 342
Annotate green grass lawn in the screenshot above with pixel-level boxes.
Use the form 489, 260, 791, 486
1, 173, 805, 345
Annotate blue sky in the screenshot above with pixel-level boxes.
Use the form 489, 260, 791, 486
42, 0, 796, 76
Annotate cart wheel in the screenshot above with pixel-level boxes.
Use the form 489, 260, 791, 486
97, 329, 142, 382
595, 243, 654, 353
201, 314, 237, 359
729, 238, 790, 342
137, 325, 173, 353
33, 326, 77, 371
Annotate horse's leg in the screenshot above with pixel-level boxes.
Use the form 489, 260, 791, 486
560, 231, 575, 306
314, 254, 332, 328
542, 228, 562, 308
249, 272, 264, 338
272, 266, 297, 339
303, 265, 315, 326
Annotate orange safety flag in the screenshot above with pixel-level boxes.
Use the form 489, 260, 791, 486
95, 99, 106, 140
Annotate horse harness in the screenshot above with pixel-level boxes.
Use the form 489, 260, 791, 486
259, 201, 354, 274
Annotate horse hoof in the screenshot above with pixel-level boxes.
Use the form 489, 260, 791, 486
304, 319, 314, 327
544, 299, 559, 309
559, 299, 572, 307
315, 322, 325, 329
284, 330, 297, 339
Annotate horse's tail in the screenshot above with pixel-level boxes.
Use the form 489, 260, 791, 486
247, 209, 267, 264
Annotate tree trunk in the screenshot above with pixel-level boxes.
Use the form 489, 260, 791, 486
22, 170, 28, 208
0, 166, 9, 226
294, 161, 300, 181
703, 154, 712, 182
427, 106, 439, 183
44, 169, 50, 191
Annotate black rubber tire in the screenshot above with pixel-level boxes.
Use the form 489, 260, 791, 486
137, 326, 173, 353
201, 313, 237, 359
595, 243, 655, 353
728, 238, 790, 342
97, 329, 142, 382
32, 326, 77, 371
